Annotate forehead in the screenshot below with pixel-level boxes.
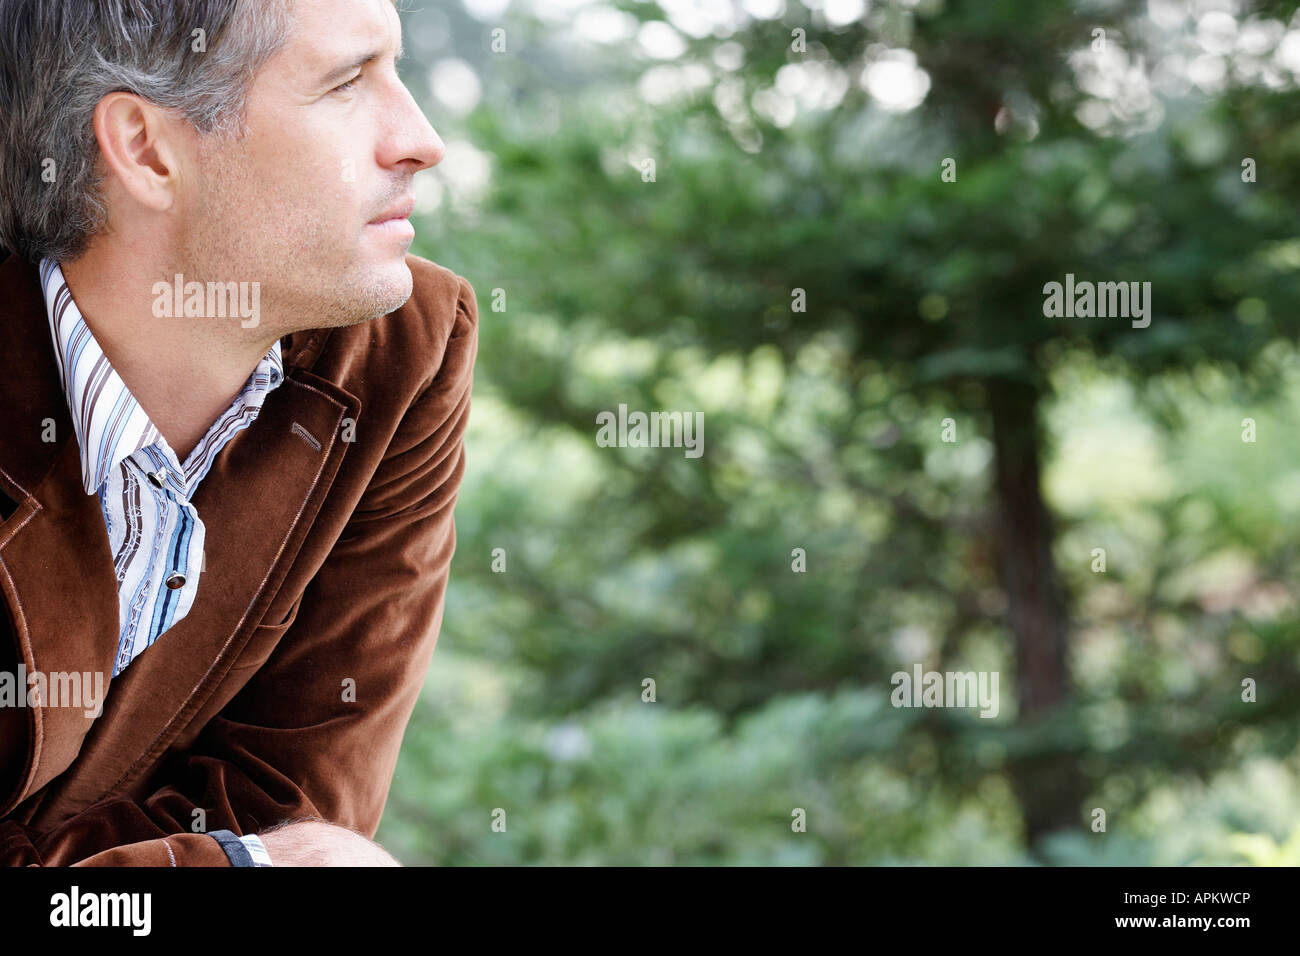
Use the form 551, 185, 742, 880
279, 0, 401, 72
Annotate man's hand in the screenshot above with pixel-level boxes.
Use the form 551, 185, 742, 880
258, 819, 402, 866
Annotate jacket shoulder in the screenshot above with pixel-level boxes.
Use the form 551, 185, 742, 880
403, 254, 474, 332
399, 254, 478, 400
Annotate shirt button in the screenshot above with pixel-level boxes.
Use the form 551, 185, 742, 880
164, 571, 186, 590
147, 469, 168, 488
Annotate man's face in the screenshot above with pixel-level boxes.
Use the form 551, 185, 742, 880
179, 0, 443, 334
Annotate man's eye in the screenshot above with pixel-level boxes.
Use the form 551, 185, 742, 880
332, 75, 361, 94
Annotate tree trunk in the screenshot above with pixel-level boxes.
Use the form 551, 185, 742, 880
987, 377, 1082, 849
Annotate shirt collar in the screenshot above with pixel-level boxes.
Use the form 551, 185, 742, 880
39, 257, 284, 495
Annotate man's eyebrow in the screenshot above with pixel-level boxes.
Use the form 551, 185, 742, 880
317, 38, 406, 88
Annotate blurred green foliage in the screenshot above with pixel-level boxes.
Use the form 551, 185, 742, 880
376, 0, 1300, 863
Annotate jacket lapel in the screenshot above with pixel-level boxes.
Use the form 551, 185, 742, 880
0, 254, 359, 819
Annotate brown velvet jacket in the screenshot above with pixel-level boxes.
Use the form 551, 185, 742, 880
0, 252, 478, 865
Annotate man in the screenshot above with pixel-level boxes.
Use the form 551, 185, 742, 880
0, 0, 477, 865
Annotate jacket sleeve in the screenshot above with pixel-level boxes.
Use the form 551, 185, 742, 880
0, 274, 479, 866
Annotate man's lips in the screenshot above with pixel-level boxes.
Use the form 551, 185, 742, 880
368, 196, 416, 225
367, 196, 417, 243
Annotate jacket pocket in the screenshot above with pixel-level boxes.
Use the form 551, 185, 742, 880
226, 593, 304, 679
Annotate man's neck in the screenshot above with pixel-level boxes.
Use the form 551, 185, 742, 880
60, 249, 281, 465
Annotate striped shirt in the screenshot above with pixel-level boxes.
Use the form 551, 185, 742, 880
39, 258, 285, 677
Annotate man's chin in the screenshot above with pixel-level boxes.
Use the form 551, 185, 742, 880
319, 257, 415, 328
371, 256, 414, 316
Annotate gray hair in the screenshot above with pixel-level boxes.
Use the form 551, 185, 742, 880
0, 0, 295, 263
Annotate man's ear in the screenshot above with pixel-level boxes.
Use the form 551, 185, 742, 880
91, 92, 188, 214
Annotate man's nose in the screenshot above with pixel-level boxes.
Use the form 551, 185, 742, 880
381, 82, 445, 172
